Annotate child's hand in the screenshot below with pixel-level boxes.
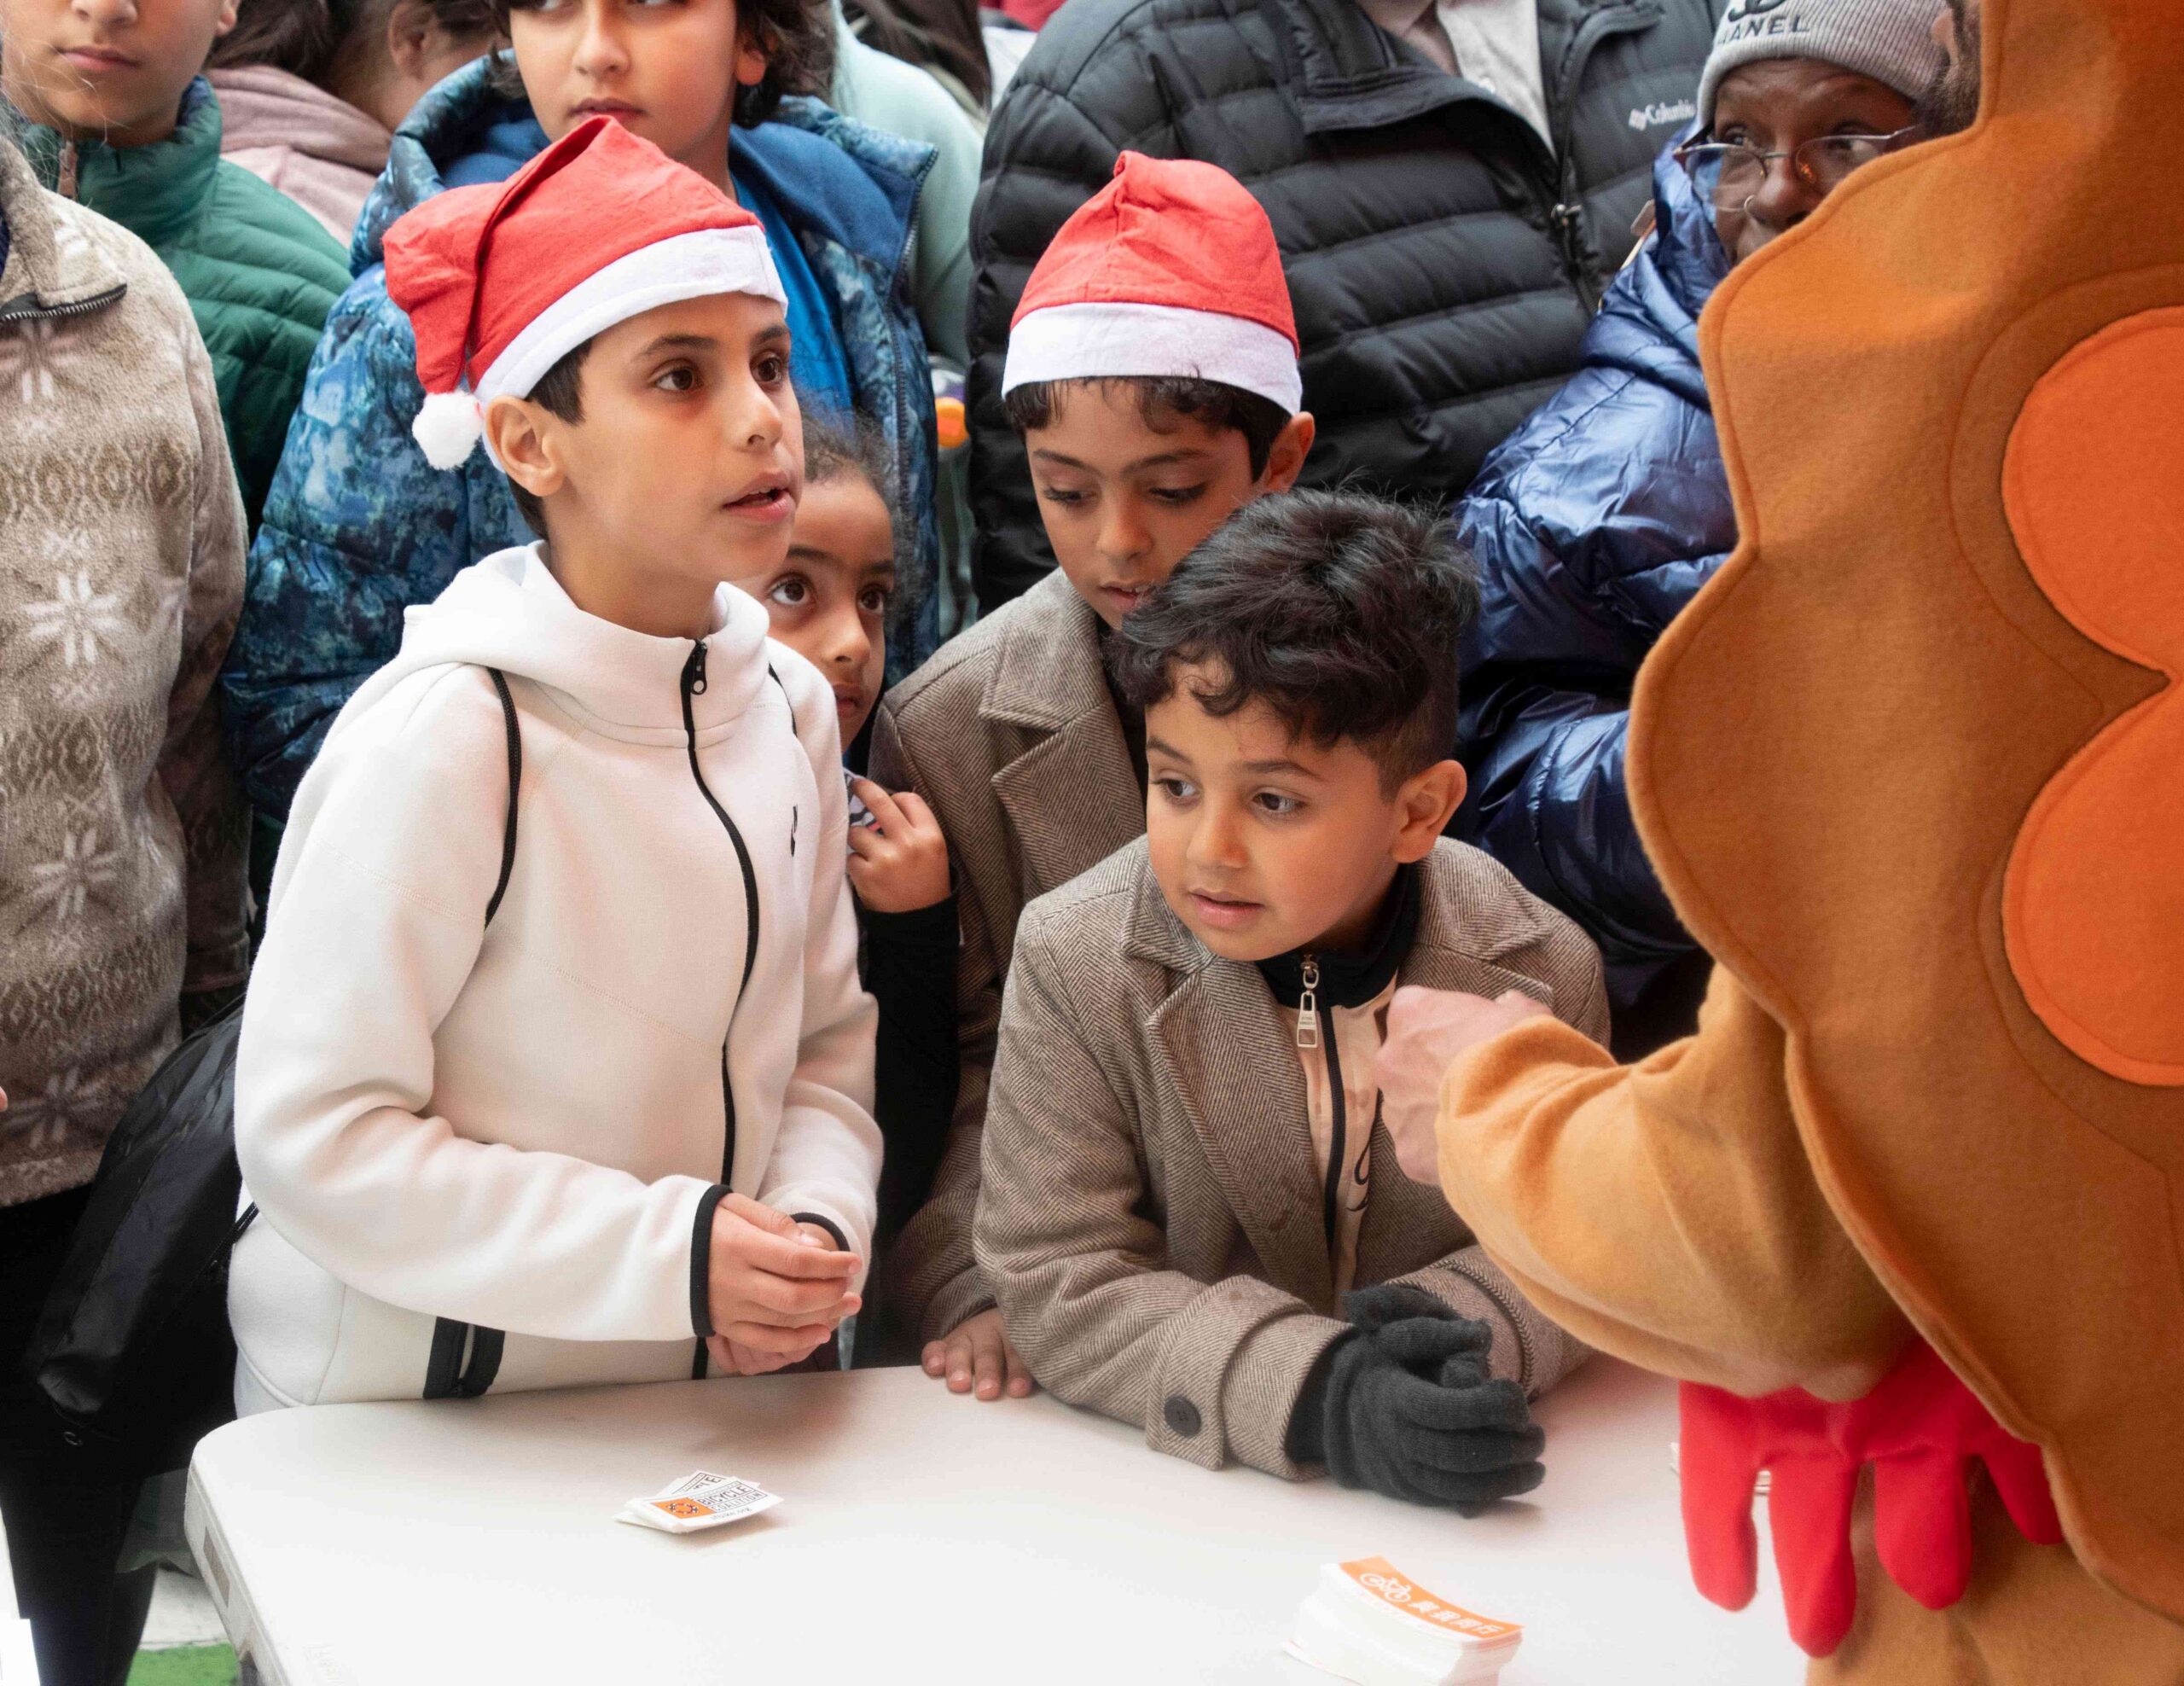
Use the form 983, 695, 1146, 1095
845, 779, 951, 914
921, 1306, 1036, 1401
706, 1195, 861, 1367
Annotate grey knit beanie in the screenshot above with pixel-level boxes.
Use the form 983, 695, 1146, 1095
1697, 0, 1949, 126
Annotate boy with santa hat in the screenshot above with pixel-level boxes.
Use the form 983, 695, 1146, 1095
861, 153, 1301, 1385
228, 117, 882, 1410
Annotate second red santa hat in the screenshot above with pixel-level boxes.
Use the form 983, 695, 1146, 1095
1004, 152, 1301, 415
384, 116, 786, 470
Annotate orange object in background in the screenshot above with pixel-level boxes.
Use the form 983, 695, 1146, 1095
935, 393, 968, 452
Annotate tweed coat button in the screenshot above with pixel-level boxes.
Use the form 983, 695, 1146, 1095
1163, 1395, 1203, 1438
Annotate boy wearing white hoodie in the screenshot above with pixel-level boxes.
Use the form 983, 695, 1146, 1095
229, 117, 882, 1410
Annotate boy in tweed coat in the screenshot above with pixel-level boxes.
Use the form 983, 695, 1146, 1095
973, 493, 1607, 1503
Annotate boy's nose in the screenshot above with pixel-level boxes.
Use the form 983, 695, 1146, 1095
572, 7, 630, 75
1186, 804, 1249, 871
1096, 503, 1151, 567
72, 0, 139, 27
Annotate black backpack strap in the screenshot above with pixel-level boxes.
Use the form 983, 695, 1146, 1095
421, 667, 523, 1402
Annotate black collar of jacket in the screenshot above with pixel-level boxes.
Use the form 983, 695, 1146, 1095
1266, 0, 1667, 137
1257, 863, 1422, 1010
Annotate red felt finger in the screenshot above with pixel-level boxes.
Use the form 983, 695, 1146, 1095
1767, 1457, 1862, 1658
1980, 1438, 2065, 1548
1873, 1450, 1973, 1610
1677, 1384, 1766, 1613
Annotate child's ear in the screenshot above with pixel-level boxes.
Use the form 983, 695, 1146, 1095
1390, 759, 1467, 863
483, 394, 566, 505
1259, 411, 1316, 492
214, 0, 241, 37
733, 26, 770, 89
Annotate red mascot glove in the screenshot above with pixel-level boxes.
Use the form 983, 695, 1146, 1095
1679, 1340, 2063, 1656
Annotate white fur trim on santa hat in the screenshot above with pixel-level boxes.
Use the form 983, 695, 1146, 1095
1002, 300, 1303, 414
475, 225, 786, 408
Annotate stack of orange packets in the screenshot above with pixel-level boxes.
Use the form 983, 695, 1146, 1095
1286, 1557, 1523, 1685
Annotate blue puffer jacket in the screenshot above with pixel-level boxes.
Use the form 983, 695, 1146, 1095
1452, 133, 1732, 1014
223, 57, 938, 820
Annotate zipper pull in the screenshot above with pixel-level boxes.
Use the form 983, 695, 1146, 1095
1297, 956, 1321, 1050
681, 639, 709, 697
789, 805, 799, 857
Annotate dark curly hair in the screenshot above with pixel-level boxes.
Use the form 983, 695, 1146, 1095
491, 0, 833, 126
1004, 376, 1292, 481
1108, 491, 1479, 790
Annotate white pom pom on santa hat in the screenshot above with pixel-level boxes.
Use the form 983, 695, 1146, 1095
412, 388, 485, 470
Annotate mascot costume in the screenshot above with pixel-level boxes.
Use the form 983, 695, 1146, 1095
1415, 0, 2184, 1677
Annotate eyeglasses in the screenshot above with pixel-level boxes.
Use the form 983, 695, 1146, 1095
1674, 128, 1921, 212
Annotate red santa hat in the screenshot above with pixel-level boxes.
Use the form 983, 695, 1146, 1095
1002, 152, 1301, 416
384, 116, 785, 470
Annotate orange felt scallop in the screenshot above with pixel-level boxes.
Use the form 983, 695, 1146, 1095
2002, 311, 2184, 1086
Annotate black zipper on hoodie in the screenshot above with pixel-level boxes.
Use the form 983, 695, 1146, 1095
682, 639, 763, 1378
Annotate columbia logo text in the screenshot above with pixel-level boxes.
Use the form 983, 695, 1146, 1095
1629, 99, 1698, 131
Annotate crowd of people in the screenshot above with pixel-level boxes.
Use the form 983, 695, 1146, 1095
0, 0, 2062, 1680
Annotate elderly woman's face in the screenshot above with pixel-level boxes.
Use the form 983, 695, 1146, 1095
1708, 61, 1919, 263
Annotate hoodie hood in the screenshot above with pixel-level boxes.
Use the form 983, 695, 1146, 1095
324, 546, 776, 760
1581, 127, 1732, 414
209, 66, 392, 174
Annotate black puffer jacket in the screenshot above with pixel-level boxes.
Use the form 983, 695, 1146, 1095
966, 0, 1724, 607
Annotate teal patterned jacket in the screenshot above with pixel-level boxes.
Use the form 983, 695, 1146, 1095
221, 58, 938, 818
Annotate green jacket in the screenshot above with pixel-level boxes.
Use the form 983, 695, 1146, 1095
20, 78, 349, 528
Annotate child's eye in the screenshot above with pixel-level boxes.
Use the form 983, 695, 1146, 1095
858, 585, 892, 616
754, 353, 788, 387
1153, 775, 1199, 804
1253, 790, 1303, 817
766, 577, 811, 608
1036, 485, 1088, 508
653, 363, 700, 394
1149, 485, 1209, 507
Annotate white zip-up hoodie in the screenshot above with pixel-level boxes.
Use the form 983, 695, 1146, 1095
230, 545, 880, 1410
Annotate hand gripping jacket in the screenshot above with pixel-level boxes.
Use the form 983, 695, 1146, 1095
1629, 0, 2184, 1653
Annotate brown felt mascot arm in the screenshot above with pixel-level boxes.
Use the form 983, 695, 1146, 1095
1431, 968, 1909, 1401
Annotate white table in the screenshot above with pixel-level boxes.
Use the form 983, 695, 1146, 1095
185, 1358, 1802, 1685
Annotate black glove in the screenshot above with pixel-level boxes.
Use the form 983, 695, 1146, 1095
1287, 1286, 1546, 1513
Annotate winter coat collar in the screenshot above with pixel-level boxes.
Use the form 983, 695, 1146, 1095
979, 567, 1114, 732
1269, 0, 1665, 138
974, 569, 1142, 898
207, 66, 392, 176
18, 77, 222, 248
0, 131, 129, 316
1258, 863, 1423, 1009
1122, 837, 1554, 977
356, 545, 778, 749
351, 56, 929, 284
1582, 125, 1729, 411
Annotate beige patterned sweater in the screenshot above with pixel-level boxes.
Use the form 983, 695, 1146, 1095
1, 137, 249, 1208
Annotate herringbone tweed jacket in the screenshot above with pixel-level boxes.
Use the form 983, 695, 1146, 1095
0, 137, 250, 1208
975, 839, 1608, 1478
868, 567, 1141, 1342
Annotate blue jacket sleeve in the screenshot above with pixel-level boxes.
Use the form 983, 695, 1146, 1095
221, 270, 490, 819
1454, 372, 1733, 979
